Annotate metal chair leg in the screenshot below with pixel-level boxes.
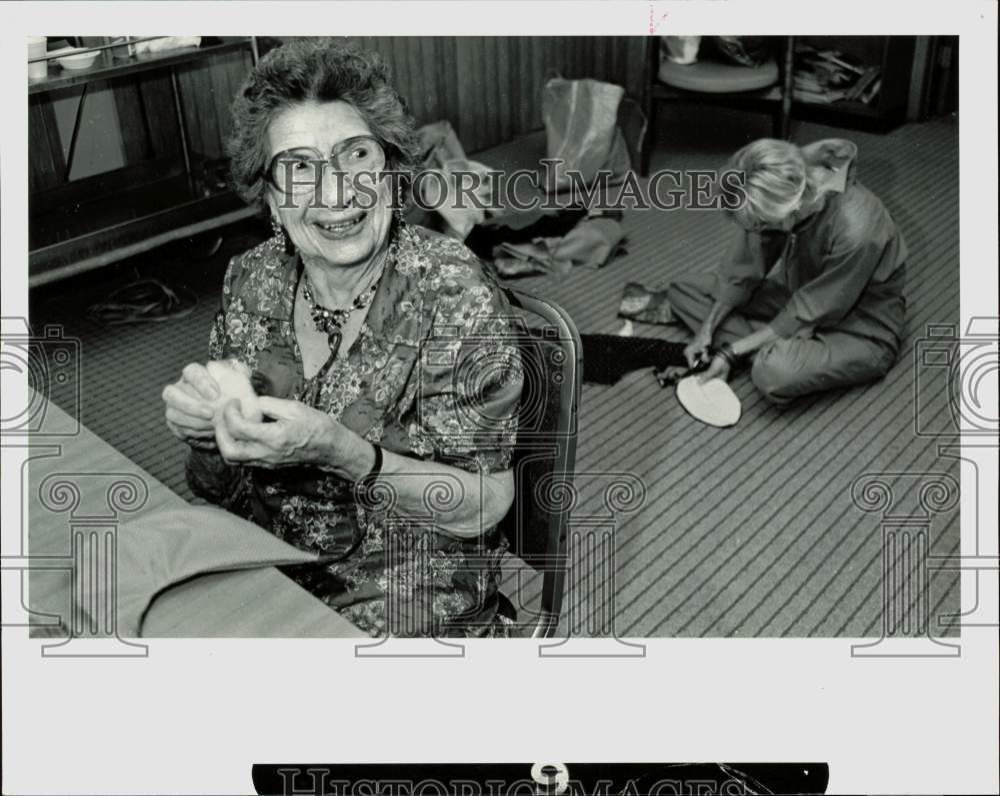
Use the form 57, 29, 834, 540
776, 35, 796, 139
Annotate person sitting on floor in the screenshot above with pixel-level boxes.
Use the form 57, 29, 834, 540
664, 137, 907, 405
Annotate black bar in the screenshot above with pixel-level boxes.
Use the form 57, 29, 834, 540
252, 763, 829, 795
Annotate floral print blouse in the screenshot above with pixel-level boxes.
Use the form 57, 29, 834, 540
186, 222, 523, 637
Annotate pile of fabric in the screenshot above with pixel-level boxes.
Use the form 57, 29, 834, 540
477, 209, 626, 278
410, 75, 637, 278
410, 120, 493, 240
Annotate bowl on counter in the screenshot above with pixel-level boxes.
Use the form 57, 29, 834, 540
53, 47, 101, 71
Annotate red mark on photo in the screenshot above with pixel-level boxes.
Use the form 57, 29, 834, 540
649, 4, 669, 34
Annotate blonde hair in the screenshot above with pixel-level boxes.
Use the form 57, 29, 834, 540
724, 138, 807, 228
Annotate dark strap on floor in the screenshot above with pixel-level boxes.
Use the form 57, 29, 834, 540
580, 334, 688, 384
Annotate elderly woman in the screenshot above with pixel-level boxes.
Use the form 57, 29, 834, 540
666, 137, 907, 405
161, 39, 523, 637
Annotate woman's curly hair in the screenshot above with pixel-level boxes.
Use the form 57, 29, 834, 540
227, 38, 421, 209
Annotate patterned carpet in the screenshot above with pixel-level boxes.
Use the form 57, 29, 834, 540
30, 105, 961, 637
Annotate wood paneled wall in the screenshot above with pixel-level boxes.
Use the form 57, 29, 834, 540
28, 97, 67, 194
176, 48, 255, 160
298, 36, 648, 153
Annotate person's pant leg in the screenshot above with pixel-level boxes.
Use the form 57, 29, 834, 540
750, 331, 898, 406
664, 272, 720, 333
666, 274, 789, 341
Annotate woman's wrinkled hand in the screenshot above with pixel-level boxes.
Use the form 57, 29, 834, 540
162, 363, 220, 449
214, 395, 348, 470
698, 354, 731, 383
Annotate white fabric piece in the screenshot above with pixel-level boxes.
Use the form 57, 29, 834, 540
661, 36, 702, 65
133, 36, 201, 55
676, 376, 742, 427
206, 358, 261, 422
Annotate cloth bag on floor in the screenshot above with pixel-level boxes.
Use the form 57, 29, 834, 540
542, 76, 632, 193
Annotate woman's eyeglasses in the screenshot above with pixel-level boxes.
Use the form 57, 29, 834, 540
265, 135, 386, 197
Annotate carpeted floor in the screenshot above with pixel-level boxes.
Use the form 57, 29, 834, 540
30, 105, 961, 637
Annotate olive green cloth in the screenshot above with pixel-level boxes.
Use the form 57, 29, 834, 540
80, 506, 320, 637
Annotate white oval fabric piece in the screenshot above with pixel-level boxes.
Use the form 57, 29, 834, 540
676, 376, 742, 427
206, 359, 262, 423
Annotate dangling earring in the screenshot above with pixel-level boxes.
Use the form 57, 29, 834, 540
271, 215, 293, 255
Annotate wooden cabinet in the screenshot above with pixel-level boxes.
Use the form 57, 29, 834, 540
28, 37, 258, 287
641, 35, 932, 148
789, 36, 920, 132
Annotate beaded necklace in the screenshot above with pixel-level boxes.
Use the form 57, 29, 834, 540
300, 243, 393, 357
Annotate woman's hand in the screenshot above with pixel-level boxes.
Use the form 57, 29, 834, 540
699, 354, 731, 383
684, 331, 714, 369
214, 396, 368, 475
162, 363, 220, 449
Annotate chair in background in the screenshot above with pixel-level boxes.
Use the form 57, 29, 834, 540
497, 287, 582, 638
640, 36, 796, 175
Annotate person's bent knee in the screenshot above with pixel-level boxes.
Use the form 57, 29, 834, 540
750, 350, 797, 406
666, 271, 716, 299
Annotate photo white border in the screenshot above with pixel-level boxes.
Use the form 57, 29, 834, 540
2, 2, 997, 794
